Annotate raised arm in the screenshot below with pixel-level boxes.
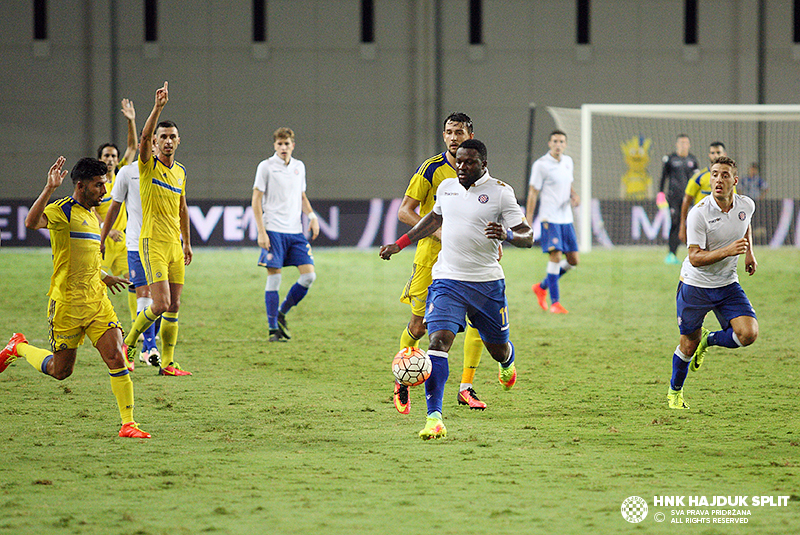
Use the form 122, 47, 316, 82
140, 82, 168, 163
120, 98, 137, 164
26, 157, 67, 230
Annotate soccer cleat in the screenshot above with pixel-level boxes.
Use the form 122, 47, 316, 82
550, 302, 569, 314
159, 363, 192, 376
119, 422, 151, 438
394, 381, 410, 414
276, 312, 292, 340
419, 416, 447, 440
268, 329, 288, 343
667, 388, 689, 409
665, 252, 680, 265
532, 283, 548, 311
125, 344, 138, 366
690, 327, 710, 372
498, 362, 517, 391
0, 333, 28, 374
457, 387, 487, 410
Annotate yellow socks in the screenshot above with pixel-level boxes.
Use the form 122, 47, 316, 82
108, 367, 134, 424
127, 288, 138, 324
461, 324, 483, 384
16, 343, 54, 374
125, 306, 159, 347
160, 312, 179, 367
399, 324, 421, 350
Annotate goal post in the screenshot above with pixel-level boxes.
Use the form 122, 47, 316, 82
533, 104, 800, 252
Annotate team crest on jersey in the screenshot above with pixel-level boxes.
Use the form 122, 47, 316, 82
478, 194, 489, 204
738, 211, 746, 221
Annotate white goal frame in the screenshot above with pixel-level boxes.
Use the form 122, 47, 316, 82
552, 104, 800, 252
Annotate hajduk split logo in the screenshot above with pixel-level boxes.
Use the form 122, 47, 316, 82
621, 496, 648, 523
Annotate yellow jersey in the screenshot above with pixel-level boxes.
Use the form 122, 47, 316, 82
139, 155, 187, 243
404, 152, 456, 267
44, 197, 106, 304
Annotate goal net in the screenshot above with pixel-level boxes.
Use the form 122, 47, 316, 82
532, 104, 800, 251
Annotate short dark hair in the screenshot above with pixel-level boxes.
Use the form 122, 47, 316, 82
710, 141, 726, 150
156, 120, 178, 133
71, 157, 108, 184
677, 133, 690, 139
443, 112, 473, 134
550, 129, 567, 140
712, 155, 737, 171
97, 143, 119, 159
458, 139, 487, 161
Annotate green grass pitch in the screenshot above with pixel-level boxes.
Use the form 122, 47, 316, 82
1, 246, 798, 534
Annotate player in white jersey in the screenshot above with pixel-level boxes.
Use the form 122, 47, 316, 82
100, 160, 161, 367
380, 139, 533, 439
667, 156, 758, 410
526, 130, 580, 314
251, 127, 320, 342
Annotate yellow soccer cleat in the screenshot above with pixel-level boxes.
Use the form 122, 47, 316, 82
419, 416, 447, 440
690, 327, 710, 372
667, 388, 689, 409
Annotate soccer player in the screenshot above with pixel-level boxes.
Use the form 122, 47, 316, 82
95, 98, 139, 330
100, 158, 162, 368
667, 156, 758, 410
123, 82, 193, 376
394, 112, 489, 414
659, 134, 699, 264
527, 130, 580, 314
0, 156, 150, 439
678, 141, 727, 244
380, 139, 533, 439
251, 127, 320, 342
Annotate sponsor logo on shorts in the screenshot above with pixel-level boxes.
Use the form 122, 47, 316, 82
156, 271, 163, 279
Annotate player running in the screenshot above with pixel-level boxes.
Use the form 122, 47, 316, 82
0, 156, 150, 438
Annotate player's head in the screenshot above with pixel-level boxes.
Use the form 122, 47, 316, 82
273, 127, 296, 162
442, 113, 474, 157
71, 157, 109, 207
548, 130, 567, 157
153, 120, 180, 157
455, 139, 487, 188
708, 141, 726, 163
675, 134, 691, 156
710, 155, 738, 200
97, 143, 120, 173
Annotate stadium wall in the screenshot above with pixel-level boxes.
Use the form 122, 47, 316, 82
2, 198, 798, 248
1, 0, 798, 203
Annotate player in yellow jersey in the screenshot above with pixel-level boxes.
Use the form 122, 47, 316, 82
0, 156, 150, 438
679, 141, 727, 244
96, 98, 139, 345
393, 112, 489, 414
123, 81, 193, 377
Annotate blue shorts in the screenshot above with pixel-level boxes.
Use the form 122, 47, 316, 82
676, 281, 757, 335
425, 279, 509, 345
540, 222, 578, 254
127, 250, 148, 289
258, 231, 314, 269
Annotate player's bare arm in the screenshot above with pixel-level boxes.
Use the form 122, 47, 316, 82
379, 211, 443, 260
251, 188, 270, 250
140, 82, 168, 163
569, 187, 580, 208
102, 272, 131, 294
687, 238, 749, 267
678, 194, 693, 243
301, 192, 319, 240
744, 225, 757, 275
179, 195, 193, 265
25, 156, 67, 230
525, 186, 539, 226
485, 221, 533, 248
121, 98, 137, 164
99, 200, 124, 256
398, 195, 441, 241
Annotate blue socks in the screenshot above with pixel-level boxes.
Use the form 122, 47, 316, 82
279, 283, 309, 315
670, 348, 691, 390
425, 350, 449, 416
265, 290, 279, 329
708, 328, 742, 349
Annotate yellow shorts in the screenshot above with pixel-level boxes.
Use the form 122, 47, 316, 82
399, 263, 433, 317
102, 236, 128, 276
141, 238, 185, 285
48, 296, 122, 352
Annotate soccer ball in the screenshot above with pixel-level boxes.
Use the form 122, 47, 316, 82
392, 347, 432, 387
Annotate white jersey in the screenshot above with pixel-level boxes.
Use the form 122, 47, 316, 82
253, 153, 306, 234
110, 162, 143, 251
529, 152, 574, 224
681, 194, 755, 288
432, 172, 525, 283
